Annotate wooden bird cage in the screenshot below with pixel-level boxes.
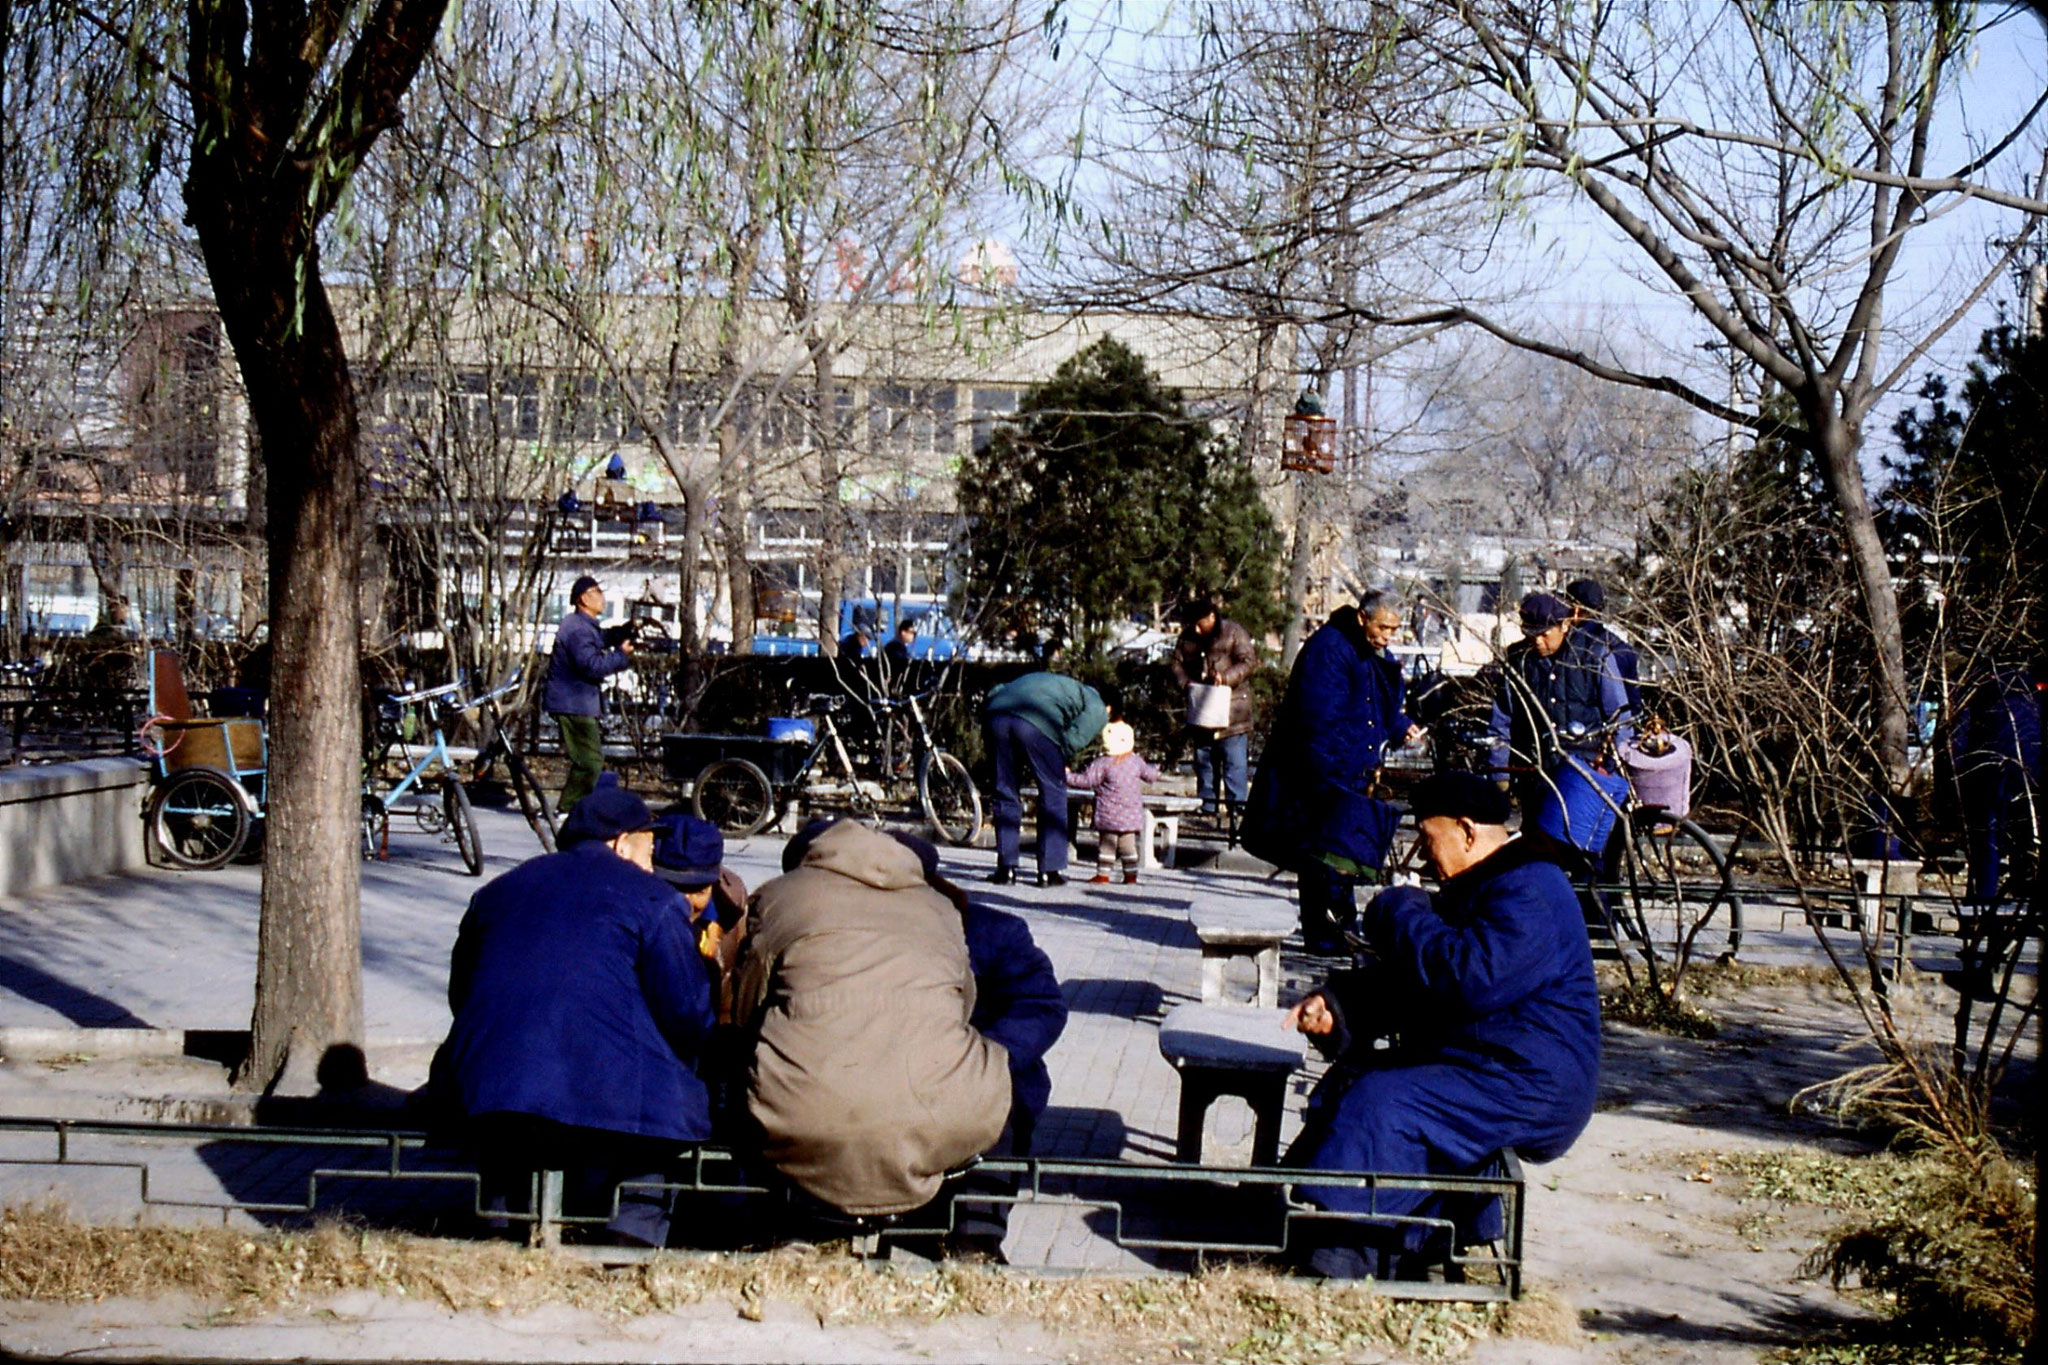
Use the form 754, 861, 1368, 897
1281, 412, 1338, 473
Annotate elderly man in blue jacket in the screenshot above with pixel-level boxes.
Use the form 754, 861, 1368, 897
545, 575, 635, 814
1284, 772, 1600, 1281
431, 775, 715, 1248
1243, 589, 1424, 954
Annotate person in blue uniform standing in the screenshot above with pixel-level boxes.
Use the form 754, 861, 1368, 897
1241, 589, 1424, 954
1563, 578, 1641, 714
1947, 659, 2043, 905
544, 575, 634, 814
1488, 590, 1633, 823
430, 775, 716, 1248
1284, 772, 1600, 1281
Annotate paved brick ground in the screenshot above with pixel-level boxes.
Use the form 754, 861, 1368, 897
0, 800, 2000, 1270
0, 806, 1339, 1268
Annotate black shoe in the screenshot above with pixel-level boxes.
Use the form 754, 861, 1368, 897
987, 867, 1017, 886
1035, 870, 1068, 888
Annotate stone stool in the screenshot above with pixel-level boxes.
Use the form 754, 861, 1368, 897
1188, 902, 1294, 1007
1157, 1003, 1305, 1166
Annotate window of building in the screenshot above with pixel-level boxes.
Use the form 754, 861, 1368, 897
970, 387, 1018, 453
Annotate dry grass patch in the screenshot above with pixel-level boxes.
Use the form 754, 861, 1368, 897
0, 1205, 1555, 1362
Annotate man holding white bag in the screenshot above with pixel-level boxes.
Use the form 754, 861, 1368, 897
1168, 599, 1260, 825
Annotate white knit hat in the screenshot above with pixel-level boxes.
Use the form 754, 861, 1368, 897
1102, 721, 1135, 756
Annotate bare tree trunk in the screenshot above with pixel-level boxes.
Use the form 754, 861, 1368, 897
674, 483, 708, 715
191, 236, 365, 1095
1280, 471, 1316, 666
1809, 405, 1912, 788
813, 350, 844, 654
717, 424, 755, 655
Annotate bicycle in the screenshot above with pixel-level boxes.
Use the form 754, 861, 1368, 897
688, 683, 983, 845
361, 677, 505, 876
465, 671, 558, 854
1517, 722, 1745, 961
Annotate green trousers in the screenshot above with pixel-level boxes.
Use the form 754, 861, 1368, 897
554, 714, 604, 814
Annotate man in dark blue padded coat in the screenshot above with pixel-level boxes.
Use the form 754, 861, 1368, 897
1284, 771, 1600, 1280
430, 775, 716, 1248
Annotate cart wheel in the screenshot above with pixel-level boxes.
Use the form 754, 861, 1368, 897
692, 758, 777, 837
147, 768, 251, 870
918, 751, 983, 846
445, 777, 484, 876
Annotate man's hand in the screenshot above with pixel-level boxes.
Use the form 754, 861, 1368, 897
1403, 723, 1426, 747
1285, 990, 1336, 1037
1493, 776, 1511, 795
621, 639, 636, 656
697, 920, 723, 963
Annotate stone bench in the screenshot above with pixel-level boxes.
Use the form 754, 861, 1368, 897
1188, 902, 1294, 1008
1066, 790, 1201, 870
1157, 1003, 1305, 1167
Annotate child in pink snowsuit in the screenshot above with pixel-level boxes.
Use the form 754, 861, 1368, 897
1066, 721, 1163, 884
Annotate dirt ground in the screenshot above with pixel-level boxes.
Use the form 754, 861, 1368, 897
0, 971, 2025, 1364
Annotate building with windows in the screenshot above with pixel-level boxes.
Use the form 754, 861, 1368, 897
9, 294, 1284, 658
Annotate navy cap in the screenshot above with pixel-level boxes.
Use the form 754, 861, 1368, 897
652, 813, 723, 888
557, 773, 655, 848
1409, 772, 1513, 826
570, 575, 601, 605
1564, 578, 1605, 611
1519, 592, 1571, 630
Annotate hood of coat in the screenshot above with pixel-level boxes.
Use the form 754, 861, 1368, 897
792, 819, 929, 892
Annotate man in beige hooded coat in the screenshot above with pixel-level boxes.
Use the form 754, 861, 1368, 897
733, 820, 1011, 1217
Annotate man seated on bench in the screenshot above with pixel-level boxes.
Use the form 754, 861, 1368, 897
731, 820, 1011, 1227
427, 774, 716, 1247
1283, 772, 1600, 1280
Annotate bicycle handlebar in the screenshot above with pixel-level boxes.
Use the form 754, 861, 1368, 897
387, 671, 525, 712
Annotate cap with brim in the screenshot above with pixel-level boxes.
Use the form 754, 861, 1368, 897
557, 774, 656, 848
570, 575, 601, 604
652, 812, 723, 888
1519, 592, 1571, 630
1564, 578, 1605, 611
1408, 771, 1513, 826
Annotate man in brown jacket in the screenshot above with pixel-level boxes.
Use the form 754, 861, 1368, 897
732, 820, 1011, 1218
1169, 599, 1260, 822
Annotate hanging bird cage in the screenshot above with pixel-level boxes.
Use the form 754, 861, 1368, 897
1281, 390, 1338, 473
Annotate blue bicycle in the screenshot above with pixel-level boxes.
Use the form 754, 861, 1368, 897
360, 677, 514, 876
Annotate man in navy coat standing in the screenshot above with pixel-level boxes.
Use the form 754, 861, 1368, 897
1242, 589, 1423, 954
545, 575, 635, 815
433, 775, 715, 1247
1285, 772, 1600, 1280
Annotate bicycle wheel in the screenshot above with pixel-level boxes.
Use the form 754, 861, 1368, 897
918, 750, 983, 846
147, 768, 251, 870
1630, 815, 1744, 958
693, 758, 777, 837
511, 764, 557, 854
444, 776, 484, 876
361, 793, 389, 861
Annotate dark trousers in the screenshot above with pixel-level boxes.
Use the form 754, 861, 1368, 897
471, 1113, 679, 1247
1298, 859, 1358, 950
1962, 768, 2040, 904
988, 713, 1069, 874
554, 713, 604, 814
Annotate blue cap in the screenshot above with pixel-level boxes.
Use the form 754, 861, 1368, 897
1519, 592, 1572, 630
558, 773, 655, 848
652, 812, 723, 888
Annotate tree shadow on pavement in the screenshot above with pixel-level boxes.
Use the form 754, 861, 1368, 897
0, 952, 152, 1027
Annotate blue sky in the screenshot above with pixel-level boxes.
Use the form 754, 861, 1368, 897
1025, 1, 2048, 469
